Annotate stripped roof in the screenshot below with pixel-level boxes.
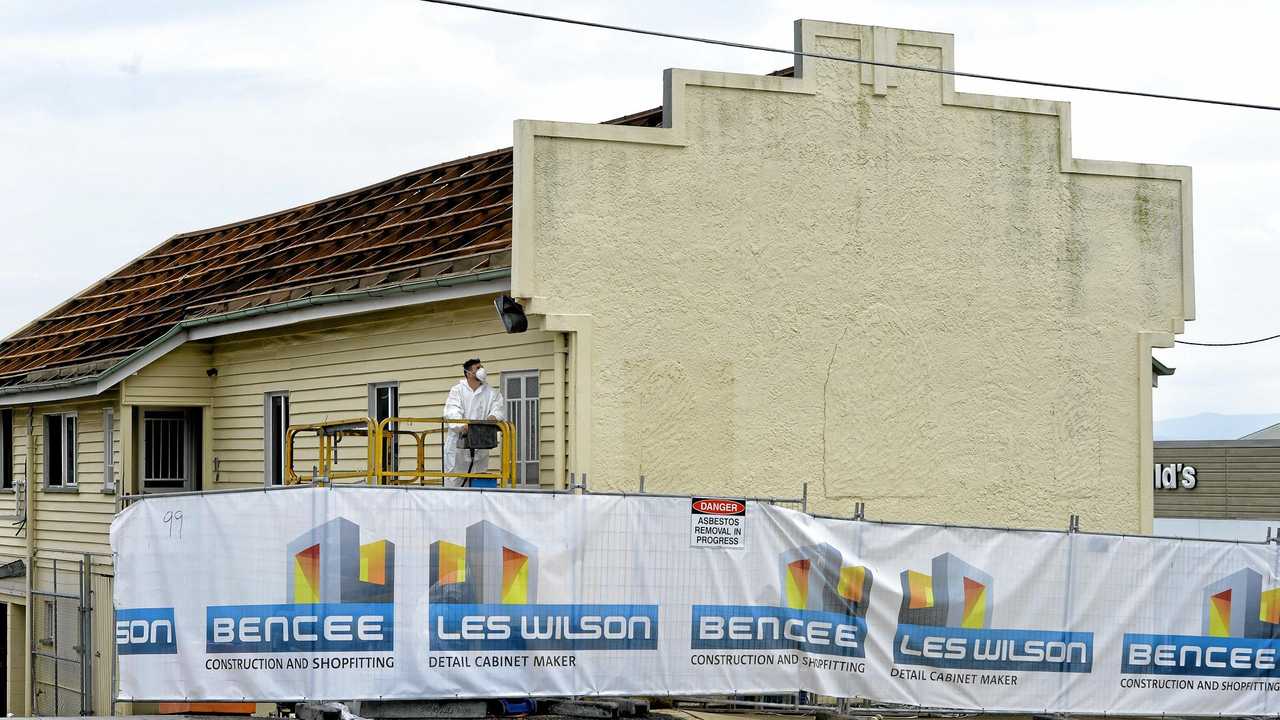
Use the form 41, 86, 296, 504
0, 106, 667, 390
0, 64, 802, 391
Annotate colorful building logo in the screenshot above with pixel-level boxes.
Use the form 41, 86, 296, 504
894, 553, 1091, 673
692, 543, 872, 658
1202, 569, 1280, 639
1122, 568, 1280, 678
288, 517, 395, 604
780, 544, 873, 616
898, 552, 992, 630
428, 521, 657, 652
207, 517, 395, 653
429, 520, 537, 605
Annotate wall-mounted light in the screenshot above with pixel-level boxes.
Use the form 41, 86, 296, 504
494, 294, 528, 334
206, 367, 219, 378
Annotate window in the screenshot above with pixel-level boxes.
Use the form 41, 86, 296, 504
41, 599, 55, 646
503, 371, 541, 485
264, 392, 290, 485
141, 409, 201, 493
43, 413, 77, 489
1, 408, 12, 490
102, 408, 115, 493
368, 382, 399, 472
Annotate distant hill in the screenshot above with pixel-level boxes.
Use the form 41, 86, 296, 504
1154, 412, 1280, 441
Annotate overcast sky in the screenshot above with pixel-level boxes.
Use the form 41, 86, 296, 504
2, 1, 1277, 422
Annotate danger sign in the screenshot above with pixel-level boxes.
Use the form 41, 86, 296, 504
690, 497, 747, 549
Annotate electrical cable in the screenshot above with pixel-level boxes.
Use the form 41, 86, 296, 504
422, 0, 1280, 349
1176, 333, 1280, 347
416, 0, 1280, 112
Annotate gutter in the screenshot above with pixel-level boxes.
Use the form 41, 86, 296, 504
0, 268, 510, 401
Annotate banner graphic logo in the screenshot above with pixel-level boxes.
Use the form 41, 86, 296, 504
428, 520, 657, 651
116, 607, 178, 655
692, 543, 872, 657
1122, 568, 1280, 678
893, 553, 1092, 673
206, 517, 395, 653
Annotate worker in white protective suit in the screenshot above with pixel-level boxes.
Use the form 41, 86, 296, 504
442, 358, 506, 487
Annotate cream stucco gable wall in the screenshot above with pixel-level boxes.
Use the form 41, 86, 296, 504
514, 20, 1193, 533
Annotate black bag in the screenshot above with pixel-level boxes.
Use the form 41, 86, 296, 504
460, 422, 500, 450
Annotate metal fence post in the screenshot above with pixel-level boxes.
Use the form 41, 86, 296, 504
81, 554, 93, 716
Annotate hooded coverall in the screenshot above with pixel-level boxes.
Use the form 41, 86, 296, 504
442, 379, 506, 487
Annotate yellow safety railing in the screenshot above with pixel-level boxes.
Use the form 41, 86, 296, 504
284, 418, 378, 485
284, 416, 516, 487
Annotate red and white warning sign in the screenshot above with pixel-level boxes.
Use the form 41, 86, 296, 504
690, 497, 747, 549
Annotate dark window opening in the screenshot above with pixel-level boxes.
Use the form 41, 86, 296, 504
1, 409, 12, 490
43, 414, 76, 488
265, 393, 290, 485
369, 383, 399, 473
141, 409, 201, 493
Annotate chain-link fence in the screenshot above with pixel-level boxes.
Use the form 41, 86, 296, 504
31, 555, 92, 716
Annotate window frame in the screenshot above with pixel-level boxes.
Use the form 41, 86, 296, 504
40, 598, 55, 646
264, 391, 290, 486
0, 408, 12, 491
139, 407, 199, 494
102, 407, 116, 494
368, 382, 400, 473
43, 412, 78, 492
502, 370, 541, 486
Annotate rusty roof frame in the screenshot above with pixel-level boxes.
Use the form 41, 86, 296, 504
0, 65, 791, 402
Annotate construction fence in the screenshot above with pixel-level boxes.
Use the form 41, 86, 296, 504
111, 484, 1280, 717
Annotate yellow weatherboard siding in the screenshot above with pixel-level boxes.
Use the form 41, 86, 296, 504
517, 20, 1192, 533
0, 407, 30, 558
31, 397, 120, 557
119, 342, 213, 407
201, 298, 561, 489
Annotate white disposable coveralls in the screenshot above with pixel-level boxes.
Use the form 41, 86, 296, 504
442, 379, 506, 487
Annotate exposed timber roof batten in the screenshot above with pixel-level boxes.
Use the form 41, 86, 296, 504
0, 66, 786, 392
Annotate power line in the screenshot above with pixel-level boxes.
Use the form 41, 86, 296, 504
425, 0, 1280, 351
417, 0, 1280, 112
1176, 334, 1280, 347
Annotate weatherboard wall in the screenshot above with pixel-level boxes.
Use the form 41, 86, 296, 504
1154, 441, 1280, 520
17, 396, 121, 560
202, 297, 562, 489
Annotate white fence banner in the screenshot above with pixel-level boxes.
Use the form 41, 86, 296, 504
111, 486, 1280, 715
